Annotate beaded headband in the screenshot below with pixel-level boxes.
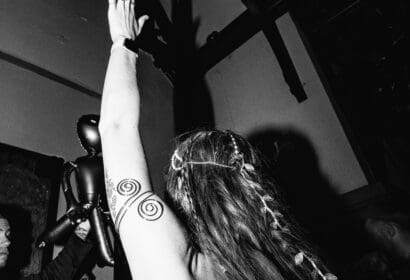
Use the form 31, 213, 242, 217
171, 150, 234, 171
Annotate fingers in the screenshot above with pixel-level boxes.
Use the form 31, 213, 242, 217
119, 0, 132, 26
138, 15, 149, 27
107, 0, 148, 41
108, 0, 135, 7
135, 15, 149, 35
108, 0, 129, 9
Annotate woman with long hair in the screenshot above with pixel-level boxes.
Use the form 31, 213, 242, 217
99, 1, 337, 279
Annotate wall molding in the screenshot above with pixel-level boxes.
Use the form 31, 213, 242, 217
0, 50, 100, 99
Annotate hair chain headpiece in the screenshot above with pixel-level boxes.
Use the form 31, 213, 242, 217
171, 150, 234, 171
170, 132, 337, 280
171, 150, 184, 171
226, 130, 243, 165
227, 131, 240, 155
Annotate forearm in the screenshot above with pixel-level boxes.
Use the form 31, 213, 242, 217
99, 46, 152, 223
99, 47, 139, 132
99, 56, 191, 278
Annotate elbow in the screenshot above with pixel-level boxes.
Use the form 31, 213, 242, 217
98, 115, 124, 137
98, 120, 118, 137
98, 116, 138, 137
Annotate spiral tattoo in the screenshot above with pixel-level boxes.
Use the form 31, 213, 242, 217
112, 178, 164, 231
117, 178, 141, 196
137, 192, 164, 221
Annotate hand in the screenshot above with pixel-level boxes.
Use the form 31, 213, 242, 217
74, 219, 91, 241
107, 0, 149, 43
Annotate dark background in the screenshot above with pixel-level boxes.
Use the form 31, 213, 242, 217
0, 142, 63, 279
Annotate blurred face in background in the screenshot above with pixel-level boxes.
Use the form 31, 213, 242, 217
365, 218, 410, 260
0, 217, 11, 268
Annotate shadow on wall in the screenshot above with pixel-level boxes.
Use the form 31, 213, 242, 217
172, 0, 215, 133
0, 204, 33, 279
248, 128, 370, 273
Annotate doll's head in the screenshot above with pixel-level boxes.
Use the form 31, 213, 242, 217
77, 114, 101, 156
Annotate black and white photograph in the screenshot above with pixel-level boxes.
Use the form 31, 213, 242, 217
1, 0, 410, 279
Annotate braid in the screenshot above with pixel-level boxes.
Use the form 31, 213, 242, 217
171, 149, 200, 235
227, 131, 336, 280
181, 165, 201, 234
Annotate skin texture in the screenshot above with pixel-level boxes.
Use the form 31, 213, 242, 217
99, 1, 193, 279
0, 218, 11, 268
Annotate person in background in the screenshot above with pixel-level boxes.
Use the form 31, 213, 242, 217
365, 213, 410, 261
363, 209, 410, 279
345, 250, 395, 280
0, 209, 94, 280
346, 202, 410, 280
0, 214, 10, 270
99, 0, 337, 279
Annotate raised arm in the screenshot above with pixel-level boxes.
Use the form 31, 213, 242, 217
99, 1, 192, 279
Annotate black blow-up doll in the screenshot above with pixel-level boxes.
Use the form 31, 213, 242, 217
37, 114, 114, 267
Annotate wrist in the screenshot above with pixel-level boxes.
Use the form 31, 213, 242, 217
111, 37, 139, 56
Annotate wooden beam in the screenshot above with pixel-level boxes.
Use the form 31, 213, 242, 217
242, 0, 307, 102
197, 1, 288, 74
145, 0, 174, 44
136, 0, 306, 104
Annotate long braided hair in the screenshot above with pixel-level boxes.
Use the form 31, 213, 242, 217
166, 129, 336, 280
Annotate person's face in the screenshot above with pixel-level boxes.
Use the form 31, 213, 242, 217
0, 218, 11, 268
365, 218, 408, 257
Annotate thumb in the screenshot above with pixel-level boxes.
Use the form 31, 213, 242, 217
136, 15, 149, 35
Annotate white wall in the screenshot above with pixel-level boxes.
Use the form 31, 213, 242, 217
187, 0, 368, 193
0, 61, 101, 158
0, 0, 109, 92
